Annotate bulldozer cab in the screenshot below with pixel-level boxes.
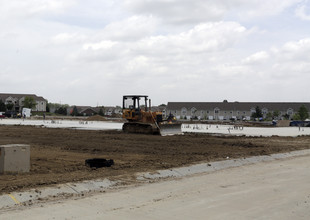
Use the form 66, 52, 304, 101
122, 95, 148, 121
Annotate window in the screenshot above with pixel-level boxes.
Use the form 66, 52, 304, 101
262, 108, 268, 114
181, 107, 187, 116
287, 108, 293, 115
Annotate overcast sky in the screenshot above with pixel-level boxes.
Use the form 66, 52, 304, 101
1, 0, 310, 106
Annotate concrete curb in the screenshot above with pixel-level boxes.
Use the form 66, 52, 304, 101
137, 149, 310, 180
0, 179, 117, 210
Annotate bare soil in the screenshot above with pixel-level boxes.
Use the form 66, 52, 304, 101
0, 125, 309, 195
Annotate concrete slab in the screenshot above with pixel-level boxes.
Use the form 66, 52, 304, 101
1, 119, 310, 137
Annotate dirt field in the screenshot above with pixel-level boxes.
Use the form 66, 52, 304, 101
0, 124, 309, 195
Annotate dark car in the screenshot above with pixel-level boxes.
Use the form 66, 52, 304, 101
4, 111, 17, 118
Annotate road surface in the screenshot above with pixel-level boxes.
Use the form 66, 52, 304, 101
1, 154, 310, 219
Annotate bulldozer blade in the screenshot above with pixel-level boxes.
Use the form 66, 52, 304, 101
159, 123, 183, 136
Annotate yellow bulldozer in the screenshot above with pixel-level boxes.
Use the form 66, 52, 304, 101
122, 95, 182, 136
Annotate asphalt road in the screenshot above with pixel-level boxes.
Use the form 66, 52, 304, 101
1, 154, 310, 219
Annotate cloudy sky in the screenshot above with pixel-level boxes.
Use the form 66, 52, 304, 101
1, 0, 310, 106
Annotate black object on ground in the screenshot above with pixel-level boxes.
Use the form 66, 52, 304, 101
85, 158, 114, 168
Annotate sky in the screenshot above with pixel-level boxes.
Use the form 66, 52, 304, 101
1, 0, 310, 106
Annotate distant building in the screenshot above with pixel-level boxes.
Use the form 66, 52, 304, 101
165, 101, 310, 120
0, 93, 47, 112
67, 106, 122, 117
100, 106, 122, 117
67, 106, 97, 116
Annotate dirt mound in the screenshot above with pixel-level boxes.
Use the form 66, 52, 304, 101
86, 115, 108, 121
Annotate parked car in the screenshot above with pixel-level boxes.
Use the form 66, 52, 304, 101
4, 111, 17, 118
0, 112, 5, 118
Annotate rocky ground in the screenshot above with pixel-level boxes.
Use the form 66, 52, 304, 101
0, 124, 309, 194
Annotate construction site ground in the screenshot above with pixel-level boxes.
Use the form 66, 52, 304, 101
1, 124, 310, 195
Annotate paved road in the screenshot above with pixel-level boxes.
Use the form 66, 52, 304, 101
1, 154, 310, 219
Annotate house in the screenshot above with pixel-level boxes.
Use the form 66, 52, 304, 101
165, 101, 310, 121
67, 106, 122, 117
101, 106, 122, 117
68, 106, 98, 116
0, 93, 47, 112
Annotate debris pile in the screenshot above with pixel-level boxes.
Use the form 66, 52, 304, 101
85, 158, 114, 168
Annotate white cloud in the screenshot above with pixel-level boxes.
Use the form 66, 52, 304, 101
250, 38, 310, 84
124, 0, 227, 24
76, 21, 247, 64
51, 33, 87, 45
234, 0, 302, 18
0, 0, 75, 20
124, 0, 303, 25
267, 38, 310, 84
276, 38, 310, 61
242, 51, 270, 65
0, 0, 309, 105
295, 1, 310, 20
136, 22, 246, 55
83, 41, 117, 50
101, 16, 158, 41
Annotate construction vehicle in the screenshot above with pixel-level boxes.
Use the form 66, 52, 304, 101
122, 95, 182, 136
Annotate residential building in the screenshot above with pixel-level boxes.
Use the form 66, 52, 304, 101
67, 106, 122, 117
102, 106, 122, 116
165, 101, 310, 120
0, 93, 47, 112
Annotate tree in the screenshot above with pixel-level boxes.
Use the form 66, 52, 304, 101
70, 106, 79, 116
98, 108, 104, 116
273, 110, 280, 119
46, 104, 50, 113
0, 99, 6, 111
292, 113, 301, 120
55, 106, 68, 115
24, 96, 36, 109
297, 105, 309, 120
266, 112, 273, 121
251, 106, 263, 119
6, 103, 14, 111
